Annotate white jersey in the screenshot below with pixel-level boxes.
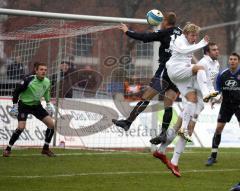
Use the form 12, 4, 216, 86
166, 34, 208, 68
196, 55, 220, 91
166, 34, 208, 82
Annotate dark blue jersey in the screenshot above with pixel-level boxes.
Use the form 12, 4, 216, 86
216, 67, 240, 104
126, 27, 182, 66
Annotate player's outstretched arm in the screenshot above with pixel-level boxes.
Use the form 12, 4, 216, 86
119, 23, 162, 43
173, 35, 209, 54
118, 23, 129, 33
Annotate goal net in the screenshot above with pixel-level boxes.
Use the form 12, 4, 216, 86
0, 16, 163, 151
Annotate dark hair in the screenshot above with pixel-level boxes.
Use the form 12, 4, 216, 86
34, 62, 47, 70
165, 12, 176, 26
61, 61, 70, 65
203, 42, 217, 54
230, 52, 240, 60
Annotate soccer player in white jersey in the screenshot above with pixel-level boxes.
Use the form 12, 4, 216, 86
152, 42, 220, 177
195, 42, 220, 94
166, 23, 218, 143
150, 42, 220, 144
153, 23, 219, 176
178, 42, 220, 140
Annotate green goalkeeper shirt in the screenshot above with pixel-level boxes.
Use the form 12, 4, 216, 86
12, 75, 51, 106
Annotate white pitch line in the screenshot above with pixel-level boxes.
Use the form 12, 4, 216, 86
11, 151, 142, 157
11, 150, 240, 157
14, 152, 125, 157
4, 169, 240, 179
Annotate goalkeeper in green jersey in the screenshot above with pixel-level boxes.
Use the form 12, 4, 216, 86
3, 62, 56, 157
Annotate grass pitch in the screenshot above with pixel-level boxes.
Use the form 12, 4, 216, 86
0, 148, 239, 191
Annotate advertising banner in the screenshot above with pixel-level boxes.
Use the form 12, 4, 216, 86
0, 97, 239, 148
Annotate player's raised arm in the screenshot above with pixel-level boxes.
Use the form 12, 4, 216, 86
118, 23, 129, 33
173, 35, 208, 54
119, 23, 161, 42
113, 12, 181, 145
119, 12, 179, 43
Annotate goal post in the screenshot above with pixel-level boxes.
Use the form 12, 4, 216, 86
0, 9, 163, 151
0, 8, 147, 24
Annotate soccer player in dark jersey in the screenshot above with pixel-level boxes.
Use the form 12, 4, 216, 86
112, 12, 182, 143
206, 52, 240, 166
3, 62, 56, 157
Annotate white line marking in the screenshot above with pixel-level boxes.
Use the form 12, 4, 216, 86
10, 152, 138, 157
4, 169, 240, 179
10, 150, 240, 157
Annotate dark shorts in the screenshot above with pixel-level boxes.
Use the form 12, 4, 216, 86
18, 101, 49, 121
217, 102, 240, 123
149, 65, 179, 94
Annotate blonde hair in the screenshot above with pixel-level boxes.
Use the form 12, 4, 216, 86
183, 22, 200, 34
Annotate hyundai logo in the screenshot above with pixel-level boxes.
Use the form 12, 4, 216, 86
225, 80, 237, 87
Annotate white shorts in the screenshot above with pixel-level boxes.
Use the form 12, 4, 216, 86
167, 64, 195, 96
167, 64, 193, 82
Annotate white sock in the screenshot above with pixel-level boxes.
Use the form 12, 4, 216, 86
158, 128, 177, 154
197, 70, 210, 97
182, 101, 196, 131
193, 97, 204, 120
171, 136, 187, 166
158, 143, 168, 154
179, 111, 183, 119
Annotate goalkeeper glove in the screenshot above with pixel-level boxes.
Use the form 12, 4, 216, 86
9, 104, 18, 117
46, 103, 55, 116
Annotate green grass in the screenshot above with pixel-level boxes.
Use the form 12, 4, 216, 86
0, 148, 239, 191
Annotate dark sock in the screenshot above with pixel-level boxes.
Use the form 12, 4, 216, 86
127, 100, 150, 122
161, 107, 173, 132
8, 128, 24, 150
43, 128, 54, 150
211, 133, 221, 158
6, 146, 11, 151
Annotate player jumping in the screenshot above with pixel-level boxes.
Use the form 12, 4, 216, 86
112, 12, 181, 143
156, 23, 219, 176
153, 42, 220, 177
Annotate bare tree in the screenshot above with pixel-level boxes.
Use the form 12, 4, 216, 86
209, 0, 239, 54
151, 0, 240, 54
151, 0, 202, 26
116, 0, 143, 55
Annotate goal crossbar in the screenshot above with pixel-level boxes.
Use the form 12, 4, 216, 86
0, 8, 147, 24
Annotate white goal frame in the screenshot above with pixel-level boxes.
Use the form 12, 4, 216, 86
0, 8, 147, 24
0, 8, 160, 151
